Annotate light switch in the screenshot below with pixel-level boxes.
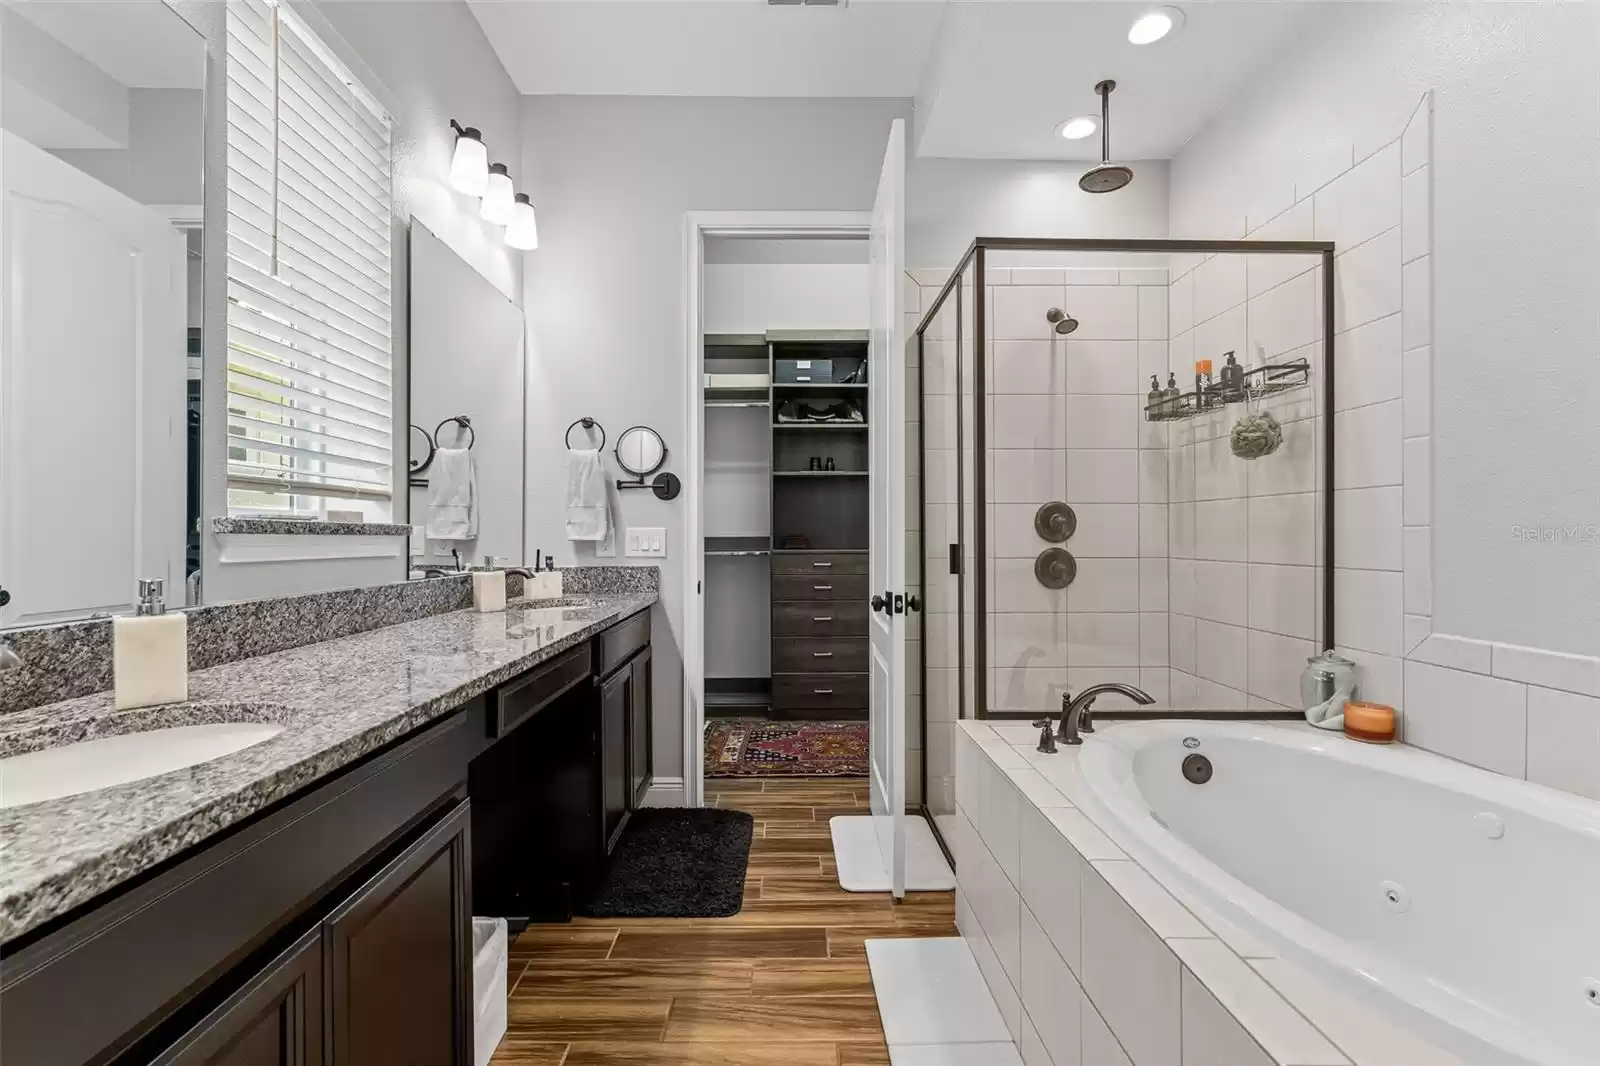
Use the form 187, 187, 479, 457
625, 527, 667, 558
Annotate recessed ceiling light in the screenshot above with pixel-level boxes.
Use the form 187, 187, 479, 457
1129, 6, 1184, 45
1056, 116, 1098, 141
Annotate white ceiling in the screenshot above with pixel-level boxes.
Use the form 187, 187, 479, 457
7, 0, 206, 90
468, 0, 1324, 161
467, 0, 945, 98
915, 2, 1322, 161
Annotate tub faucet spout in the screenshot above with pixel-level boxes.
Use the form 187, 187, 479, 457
1060, 683, 1155, 746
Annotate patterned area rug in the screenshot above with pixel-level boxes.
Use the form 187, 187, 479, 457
705, 719, 869, 777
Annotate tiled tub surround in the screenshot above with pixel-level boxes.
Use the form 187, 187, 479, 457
953, 720, 1485, 1066
0, 566, 657, 715
0, 577, 657, 942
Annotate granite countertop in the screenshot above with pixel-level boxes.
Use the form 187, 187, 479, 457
0, 591, 656, 943
211, 517, 414, 536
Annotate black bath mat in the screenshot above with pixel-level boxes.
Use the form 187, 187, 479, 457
578, 808, 754, 918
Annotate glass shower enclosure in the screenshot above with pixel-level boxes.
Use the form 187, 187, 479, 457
908, 237, 1337, 850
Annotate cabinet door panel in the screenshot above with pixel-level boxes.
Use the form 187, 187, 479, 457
599, 666, 630, 852
324, 802, 471, 1066
627, 647, 653, 809
152, 927, 323, 1066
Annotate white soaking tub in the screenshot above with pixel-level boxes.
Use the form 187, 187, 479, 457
1076, 720, 1600, 1066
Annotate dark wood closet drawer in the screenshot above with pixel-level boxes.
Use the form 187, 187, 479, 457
771, 552, 870, 577
774, 637, 868, 674
772, 575, 868, 602
773, 673, 869, 712
771, 601, 869, 637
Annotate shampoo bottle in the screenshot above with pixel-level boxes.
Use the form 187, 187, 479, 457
113, 578, 188, 710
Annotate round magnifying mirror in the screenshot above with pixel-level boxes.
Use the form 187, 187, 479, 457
615, 426, 667, 477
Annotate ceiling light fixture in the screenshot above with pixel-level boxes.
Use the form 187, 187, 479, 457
506, 193, 539, 251
1056, 116, 1098, 141
480, 163, 514, 225
447, 119, 488, 196
1128, 6, 1184, 45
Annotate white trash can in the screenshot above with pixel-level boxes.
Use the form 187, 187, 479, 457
472, 917, 508, 1066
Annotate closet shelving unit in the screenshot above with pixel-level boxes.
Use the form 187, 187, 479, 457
703, 329, 872, 723
769, 331, 871, 722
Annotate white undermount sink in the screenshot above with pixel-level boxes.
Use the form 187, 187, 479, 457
0, 714, 287, 810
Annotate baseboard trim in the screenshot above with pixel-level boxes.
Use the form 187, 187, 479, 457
642, 776, 685, 808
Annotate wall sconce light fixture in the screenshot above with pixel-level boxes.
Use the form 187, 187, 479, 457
480, 163, 514, 225
506, 193, 539, 250
447, 120, 488, 196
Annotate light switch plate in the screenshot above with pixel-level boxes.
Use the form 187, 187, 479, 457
594, 525, 616, 558
625, 527, 667, 558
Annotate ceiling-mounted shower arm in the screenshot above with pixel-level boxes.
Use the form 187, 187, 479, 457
1098, 78, 1114, 165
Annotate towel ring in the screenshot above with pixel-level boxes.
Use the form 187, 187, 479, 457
435, 415, 474, 449
565, 417, 606, 452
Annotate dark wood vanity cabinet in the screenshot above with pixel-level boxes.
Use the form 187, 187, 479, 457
0, 710, 476, 1066
152, 928, 324, 1066
598, 621, 653, 855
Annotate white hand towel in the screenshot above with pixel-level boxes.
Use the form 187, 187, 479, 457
427, 447, 478, 541
566, 448, 610, 542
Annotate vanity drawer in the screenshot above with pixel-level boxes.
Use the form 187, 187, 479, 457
771, 552, 869, 577
773, 673, 869, 712
772, 575, 867, 602
595, 608, 650, 677
771, 601, 869, 637
774, 638, 868, 674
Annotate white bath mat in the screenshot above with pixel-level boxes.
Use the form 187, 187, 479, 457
830, 815, 957, 893
865, 937, 1014, 1049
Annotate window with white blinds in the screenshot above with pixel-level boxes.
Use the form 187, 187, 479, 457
224, 0, 394, 517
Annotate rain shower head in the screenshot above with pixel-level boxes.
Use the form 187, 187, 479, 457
1080, 80, 1133, 194
1046, 308, 1079, 335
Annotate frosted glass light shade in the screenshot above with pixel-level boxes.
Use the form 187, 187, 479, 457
448, 126, 488, 196
480, 163, 514, 225
506, 193, 539, 250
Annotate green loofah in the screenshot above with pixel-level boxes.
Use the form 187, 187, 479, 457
1231, 410, 1283, 459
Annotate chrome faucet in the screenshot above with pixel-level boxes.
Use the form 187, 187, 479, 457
1058, 683, 1155, 746
0, 639, 21, 672
503, 567, 536, 579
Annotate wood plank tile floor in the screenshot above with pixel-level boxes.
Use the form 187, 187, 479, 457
493, 777, 955, 1066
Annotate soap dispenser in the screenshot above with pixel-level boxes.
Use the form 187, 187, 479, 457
1146, 375, 1164, 420
113, 578, 188, 710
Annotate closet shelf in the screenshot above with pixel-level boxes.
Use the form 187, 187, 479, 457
772, 382, 868, 390
772, 422, 868, 430
774, 470, 868, 478
707, 549, 770, 557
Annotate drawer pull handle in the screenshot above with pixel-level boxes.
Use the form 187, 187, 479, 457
813, 584, 833, 591
814, 688, 834, 695
812, 561, 833, 568
813, 652, 834, 658
813, 616, 833, 622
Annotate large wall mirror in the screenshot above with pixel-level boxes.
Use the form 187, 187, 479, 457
0, 0, 205, 627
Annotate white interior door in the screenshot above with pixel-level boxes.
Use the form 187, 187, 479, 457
0, 131, 186, 626
866, 119, 907, 897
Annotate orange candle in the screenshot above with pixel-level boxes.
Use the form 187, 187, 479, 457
1344, 700, 1397, 743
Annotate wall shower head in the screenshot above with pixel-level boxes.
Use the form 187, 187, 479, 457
1046, 308, 1079, 335
1080, 79, 1133, 194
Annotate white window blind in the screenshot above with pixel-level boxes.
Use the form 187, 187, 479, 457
225, 0, 394, 516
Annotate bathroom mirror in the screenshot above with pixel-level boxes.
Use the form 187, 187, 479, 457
0, 0, 206, 628
407, 223, 528, 574
615, 427, 667, 477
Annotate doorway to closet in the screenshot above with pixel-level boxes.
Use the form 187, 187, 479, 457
698, 235, 874, 783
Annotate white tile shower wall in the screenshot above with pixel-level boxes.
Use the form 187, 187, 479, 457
917, 267, 1170, 719
1173, 81, 1600, 802
1165, 245, 1324, 709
